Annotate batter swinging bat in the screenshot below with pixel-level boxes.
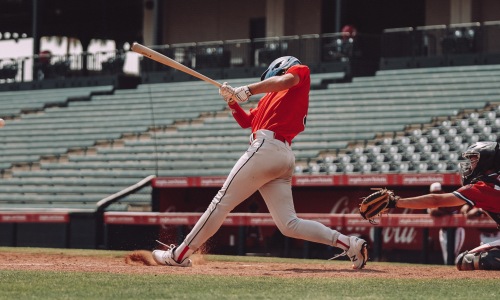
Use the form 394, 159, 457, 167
131, 42, 222, 88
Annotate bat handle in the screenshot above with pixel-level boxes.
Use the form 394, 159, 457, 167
210, 80, 222, 88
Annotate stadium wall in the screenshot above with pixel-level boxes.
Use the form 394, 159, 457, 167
1, 209, 496, 265
144, 174, 497, 263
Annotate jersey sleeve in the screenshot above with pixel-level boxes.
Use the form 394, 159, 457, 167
452, 187, 476, 207
286, 65, 310, 87
228, 101, 253, 128
453, 182, 500, 213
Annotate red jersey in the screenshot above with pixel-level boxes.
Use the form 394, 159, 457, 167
229, 65, 310, 143
453, 180, 500, 213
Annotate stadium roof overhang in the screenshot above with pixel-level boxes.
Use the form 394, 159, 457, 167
0, 0, 143, 53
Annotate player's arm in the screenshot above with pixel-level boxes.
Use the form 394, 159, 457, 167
395, 193, 467, 209
221, 73, 300, 128
220, 73, 300, 104
228, 101, 252, 128
247, 72, 300, 95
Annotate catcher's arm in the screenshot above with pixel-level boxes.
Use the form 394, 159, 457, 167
358, 188, 399, 224
360, 190, 468, 224
394, 192, 466, 209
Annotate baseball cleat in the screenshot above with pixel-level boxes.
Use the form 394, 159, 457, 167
330, 236, 368, 269
152, 244, 192, 267
346, 236, 368, 269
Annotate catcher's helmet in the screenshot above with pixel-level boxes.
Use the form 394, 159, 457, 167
459, 141, 500, 185
260, 56, 301, 81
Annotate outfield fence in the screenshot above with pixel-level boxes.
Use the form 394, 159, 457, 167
0, 210, 496, 263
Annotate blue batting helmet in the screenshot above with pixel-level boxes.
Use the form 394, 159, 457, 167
260, 56, 301, 81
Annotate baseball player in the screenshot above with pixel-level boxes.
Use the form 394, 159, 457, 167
152, 56, 368, 269
360, 141, 500, 270
427, 182, 466, 265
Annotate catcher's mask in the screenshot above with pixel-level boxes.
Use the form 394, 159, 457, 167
459, 141, 500, 185
260, 56, 301, 81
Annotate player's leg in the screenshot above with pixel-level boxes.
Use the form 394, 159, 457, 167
454, 227, 465, 256
260, 178, 367, 269
153, 140, 283, 266
259, 177, 335, 244
258, 147, 367, 269
456, 248, 500, 270
456, 239, 500, 270
438, 228, 448, 264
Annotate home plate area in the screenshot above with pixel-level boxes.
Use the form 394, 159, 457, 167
2, 250, 499, 279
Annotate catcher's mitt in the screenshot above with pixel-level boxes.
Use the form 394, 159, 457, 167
359, 188, 399, 224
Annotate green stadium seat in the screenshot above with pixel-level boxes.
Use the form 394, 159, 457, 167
3, 64, 500, 210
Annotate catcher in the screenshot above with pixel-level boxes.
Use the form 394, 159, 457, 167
359, 141, 500, 271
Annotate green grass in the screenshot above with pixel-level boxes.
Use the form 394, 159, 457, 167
0, 248, 499, 300
1, 270, 498, 300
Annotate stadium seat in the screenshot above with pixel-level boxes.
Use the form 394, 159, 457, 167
3, 64, 500, 210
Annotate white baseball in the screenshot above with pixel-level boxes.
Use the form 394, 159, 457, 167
0, 118, 4, 128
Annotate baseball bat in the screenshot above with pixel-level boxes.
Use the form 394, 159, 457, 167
131, 42, 222, 88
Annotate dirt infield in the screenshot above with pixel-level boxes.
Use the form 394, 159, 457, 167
1, 250, 499, 279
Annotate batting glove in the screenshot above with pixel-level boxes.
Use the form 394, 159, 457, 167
219, 83, 252, 104
219, 82, 235, 103
232, 86, 252, 103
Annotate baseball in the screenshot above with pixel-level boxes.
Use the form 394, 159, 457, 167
0, 118, 4, 128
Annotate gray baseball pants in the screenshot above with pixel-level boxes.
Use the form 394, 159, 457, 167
179, 130, 341, 253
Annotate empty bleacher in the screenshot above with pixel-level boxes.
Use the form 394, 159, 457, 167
299, 65, 500, 174
0, 78, 255, 210
1, 65, 499, 210
0, 86, 114, 117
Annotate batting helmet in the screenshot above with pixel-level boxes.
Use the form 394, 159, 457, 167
459, 141, 500, 185
260, 56, 301, 81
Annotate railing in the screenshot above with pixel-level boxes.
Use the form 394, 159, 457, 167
381, 21, 500, 58
141, 33, 380, 72
0, 32, 381, 84
2, 21, 500, 85
0, 210, 496, 260
104, 211, 496, 261
0, 49, 127, 84
102, 212, 497, 228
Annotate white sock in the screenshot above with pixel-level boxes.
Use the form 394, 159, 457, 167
336, 234, 350, 251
